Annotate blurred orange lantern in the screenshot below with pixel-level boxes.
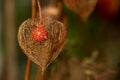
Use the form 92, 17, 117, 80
96, 0, 119, 21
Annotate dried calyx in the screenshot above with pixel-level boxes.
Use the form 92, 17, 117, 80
18, 0, 66, 72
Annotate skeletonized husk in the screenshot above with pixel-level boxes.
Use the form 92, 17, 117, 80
18, 17, 66, 71
63, 0, 97, 21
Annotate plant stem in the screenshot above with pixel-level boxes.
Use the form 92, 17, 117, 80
4, 0, 18, 79
32, 0, 37, 19
37, 0, 42, 24
24, 59, 32, 80
24, 0, 37, 80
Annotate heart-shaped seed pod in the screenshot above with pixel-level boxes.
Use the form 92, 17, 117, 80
18, 17, 66, 71
63, 0, 97, 21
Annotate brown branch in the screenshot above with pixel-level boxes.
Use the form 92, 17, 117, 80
24, 0, 37, 80
24, 59, 32, 80
4, 0, 18, 79
37, 0, 43, 24
32, 0, 37, 19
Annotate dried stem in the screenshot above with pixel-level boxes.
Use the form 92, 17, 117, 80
24, 0, 37, 80
32, 0, 37, 19
24, 59, 32, 80
37, 0, 43, 24
4, 0, 18, 79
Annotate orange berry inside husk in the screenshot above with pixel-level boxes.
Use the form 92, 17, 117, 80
32, 25, 48, 42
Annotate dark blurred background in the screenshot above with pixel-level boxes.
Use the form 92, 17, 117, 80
0, 0, 120, 80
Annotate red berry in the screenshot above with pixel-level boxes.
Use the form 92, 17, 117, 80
32, 25, 48, 42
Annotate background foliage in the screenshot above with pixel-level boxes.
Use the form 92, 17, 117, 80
0, 0, 120, 80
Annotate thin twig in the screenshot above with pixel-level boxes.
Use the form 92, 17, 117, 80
24, 0, 37, 80
32, 0, 37, 19
37, 0, 43, 24
24, 59, 32, 80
